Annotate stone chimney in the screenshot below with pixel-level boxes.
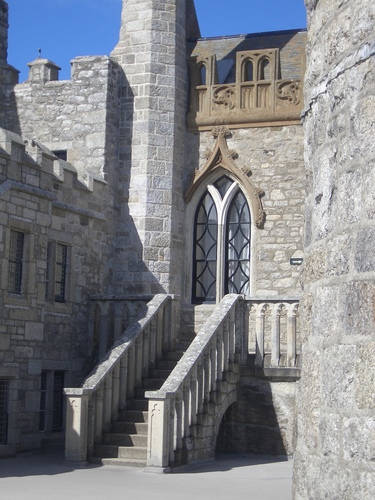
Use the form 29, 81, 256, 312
27, 58, 61, 83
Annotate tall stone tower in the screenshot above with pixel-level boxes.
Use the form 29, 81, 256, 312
0, 0, 7, 64
110, 0, 199, 296
0, 0, 18, 128
294, 1, 375, 497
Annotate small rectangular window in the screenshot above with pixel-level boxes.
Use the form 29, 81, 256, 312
55, 244, 67, 302
8, 230, 24, 294
52, 150, 67, 161
46, 243, 68, 303
0, 379, 9, 445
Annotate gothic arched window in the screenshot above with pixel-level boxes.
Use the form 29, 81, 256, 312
193, 176, 251, 303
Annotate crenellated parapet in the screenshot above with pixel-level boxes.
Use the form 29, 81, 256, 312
0, 128, 109, 223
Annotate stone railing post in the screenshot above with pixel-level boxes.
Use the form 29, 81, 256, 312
146, 396, 173, 470
64, 389, 90, 463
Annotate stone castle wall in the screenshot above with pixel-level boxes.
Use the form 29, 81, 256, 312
294, 0, 375, 498
10, 56, 122, 187
0, 129, 115, 454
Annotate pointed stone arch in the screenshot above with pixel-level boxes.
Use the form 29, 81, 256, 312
185, 127, 265, 228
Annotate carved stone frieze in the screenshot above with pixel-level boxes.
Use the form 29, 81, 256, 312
187, 45, 304, 130
212, 86, 236, 110
276, 80, 301, 106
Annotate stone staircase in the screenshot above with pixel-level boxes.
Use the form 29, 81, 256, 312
90, 350, 184, 466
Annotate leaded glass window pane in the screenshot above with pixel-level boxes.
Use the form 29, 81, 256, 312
225, 190, 251, 295
214, 176, 233, 199
193, 191, 218, 302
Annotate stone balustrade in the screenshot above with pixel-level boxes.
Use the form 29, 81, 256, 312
145, 294, 247, 469
88, 295, 154, 359
246, 298, 300, 371
64, 294, 176, 463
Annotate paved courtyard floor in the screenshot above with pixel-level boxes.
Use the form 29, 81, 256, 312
0, 451, 293, 500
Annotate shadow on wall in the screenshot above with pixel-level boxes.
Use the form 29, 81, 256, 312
216, 378, 288, 456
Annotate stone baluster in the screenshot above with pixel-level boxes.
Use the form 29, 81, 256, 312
156, 307, 163, 361
174, 393, 183, 452
190, 367, 198, 426
229, 308, 235, 363
196, 360, 204, 414
103, 376, 112, 431
94, 385, 104, 443
210, 342, 217, 392
287, 304, 298, 367
271, 304, 281, 367
111, 364, 120, 421
223, 317, 229, 372
135, 337, 143, 388
118, 355, 128, 410
216, 328, 224, 381
142, 325, 150, 378
149, 316, 157, 368
127, 344, 135, 399
203, 351, 211, 404
255, 304, 266, 366
183, 383, 190, 438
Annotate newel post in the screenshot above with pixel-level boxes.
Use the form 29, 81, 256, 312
145, 393, 173, 471
64, 388, 90, 463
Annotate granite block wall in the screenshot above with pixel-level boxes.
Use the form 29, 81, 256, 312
294, 1, 375, 498
0, 130, 114, 454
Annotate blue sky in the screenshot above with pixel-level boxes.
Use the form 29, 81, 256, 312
7, 0, 306, 82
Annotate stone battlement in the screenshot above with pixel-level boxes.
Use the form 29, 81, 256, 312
0, 127, 107, 195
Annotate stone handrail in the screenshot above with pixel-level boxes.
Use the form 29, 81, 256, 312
64, 294, 176, 463
145, 294, 246, 469
246, 298, 300, 368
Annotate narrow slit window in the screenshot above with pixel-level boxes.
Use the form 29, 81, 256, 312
8, 230, 24, 294
54, 244, 67, 303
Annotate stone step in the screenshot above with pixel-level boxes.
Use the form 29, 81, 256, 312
142, 378, 166, 390
111, 421, 148, 435
126, 399, 148, 411
156, 359, 179, 371
92, 457, 146, 468
103, 432, 147, 447
94, 444, 147, 460
164, 350, 184, 362
149, 368, 172, 379
118, 446, 147, 460
118, 409, 148, 423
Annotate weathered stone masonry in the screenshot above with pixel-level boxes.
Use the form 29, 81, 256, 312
294, 0, 375, 498
0, 0, 307, 464
0, 129, 115, 455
